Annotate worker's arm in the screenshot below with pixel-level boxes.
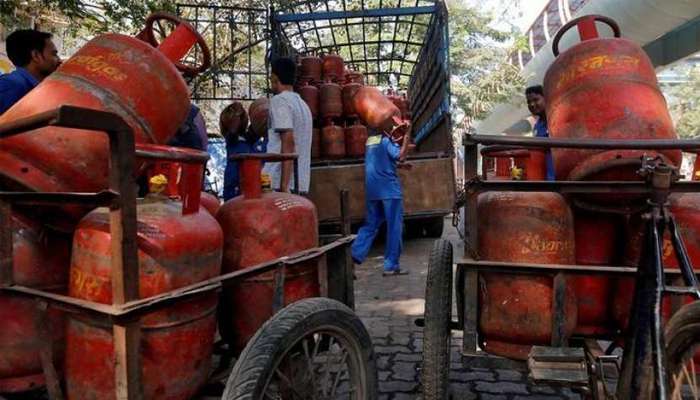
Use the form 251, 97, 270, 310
398, 131, 412, 162
279, 129, 295, 192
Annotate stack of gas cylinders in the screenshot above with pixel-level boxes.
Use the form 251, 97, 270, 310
477, 15, 699, 361
293, 53, 411, 160
0, 14, 321, 400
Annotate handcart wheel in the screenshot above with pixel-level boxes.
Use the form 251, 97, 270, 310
421, 239, 454, 400
223, 298, 378, 400
664, 300, 700, 399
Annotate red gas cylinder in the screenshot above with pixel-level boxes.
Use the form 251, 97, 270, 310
345, 69, 364, 85
322, 53, 344, 82
481, 147, 547, 181
65, 147, 222, 400
300, 56, 323, 82
249, 97, 270, 137
200, 191, 221, 216
572, 211, 620, 336
345, 122, 368, 158
0, 214, 71, 394
353, 86, 408, 136
342, 82, 362, 119
216, 154, 319, 353
0, 14, 209, 231
311, 128, 322, 159
478, 149, 577, 360
389, 91, 409, 118
613, 193, 700, 331
545, 15, 680, 208
322, 122, 346, 159
319, 81, 343, 120
298, 80, 319, 120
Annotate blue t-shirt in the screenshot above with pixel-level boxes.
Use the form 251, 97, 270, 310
223, 135, 267, 200
534, 118, 555, 181
0, 68, 39, 115
365, 135, 402, 200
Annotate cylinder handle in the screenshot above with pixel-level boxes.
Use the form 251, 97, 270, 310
137, 12, 212, 77
552, 14, 621, 57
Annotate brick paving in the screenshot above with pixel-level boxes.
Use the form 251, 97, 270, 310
354, 218, 583, 399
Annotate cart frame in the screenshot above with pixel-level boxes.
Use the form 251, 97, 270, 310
0, 105, 356, 400
455, 133, 700, 398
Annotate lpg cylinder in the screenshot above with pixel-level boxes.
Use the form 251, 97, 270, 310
0, 213, 71, 394
298, 81, 319, 120
345, 69, 364, 85
478, 149, 577, 360
0, 14, 209, 230
300, 56, 323, 82
353, 86, 407, 135
481, 147, 546, 181
322, 53, 345, 82
613, 193, 700, 331
249, 97, 270, 137
544, 15, 680, 206
320, 81, 343, 120
572, 211, 620, 336
312, 128, 322, 159
345, 122, 369, 158
342, 82, 362, 119
322, 122, 346, 159
64, 149, 222, 400
216, 154, 319, 353
200, 191, 221, 216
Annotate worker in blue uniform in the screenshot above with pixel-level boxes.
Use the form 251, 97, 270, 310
526, 85, 555, 180
0, 29, 61, 115
351, 128, 412, 276
222, 101, 267, 200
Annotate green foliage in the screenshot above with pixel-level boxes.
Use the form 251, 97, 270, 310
446, 0, 525, 129
667, 65, 700, 139
1, 1, 178, 34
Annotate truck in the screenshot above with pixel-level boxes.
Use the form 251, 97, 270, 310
180, 1, 455, 236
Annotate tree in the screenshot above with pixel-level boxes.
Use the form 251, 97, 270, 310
446, 0, 525, 128
666, 64, 700, 139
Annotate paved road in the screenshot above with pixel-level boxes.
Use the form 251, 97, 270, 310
354, 218, 582, 399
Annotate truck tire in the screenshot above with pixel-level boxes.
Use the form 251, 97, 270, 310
422, 239, 453, 400
425, 217, 445, 238
223, 298, 377, 400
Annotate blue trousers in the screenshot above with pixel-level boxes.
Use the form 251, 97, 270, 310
351, 198, 403, 271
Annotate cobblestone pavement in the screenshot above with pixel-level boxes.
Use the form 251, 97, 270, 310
354, 218, 582, 400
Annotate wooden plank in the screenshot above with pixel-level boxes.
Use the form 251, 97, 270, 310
462, 268, 479, 354
309, 158, 455, 223
272, 264, 286, 313
551, 273, 567, 347
35, 302, 64, 400
113, 321, 142, 400
340, 189, 355, 310
107, 121, 142, 400
317, 253, 329, 298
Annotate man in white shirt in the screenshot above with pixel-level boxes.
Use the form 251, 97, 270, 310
263, 57, 313, 193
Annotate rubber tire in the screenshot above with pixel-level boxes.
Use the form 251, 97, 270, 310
223, 298, 378, 400
425, 217, 445, 239
664, 300, 700, 397
421, 239, 454, 400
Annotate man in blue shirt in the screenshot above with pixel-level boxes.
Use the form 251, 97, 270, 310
221, 101, 267, 200
0, 29, 61, 115
351, 129, 412, 276
526, 85, 555, 180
